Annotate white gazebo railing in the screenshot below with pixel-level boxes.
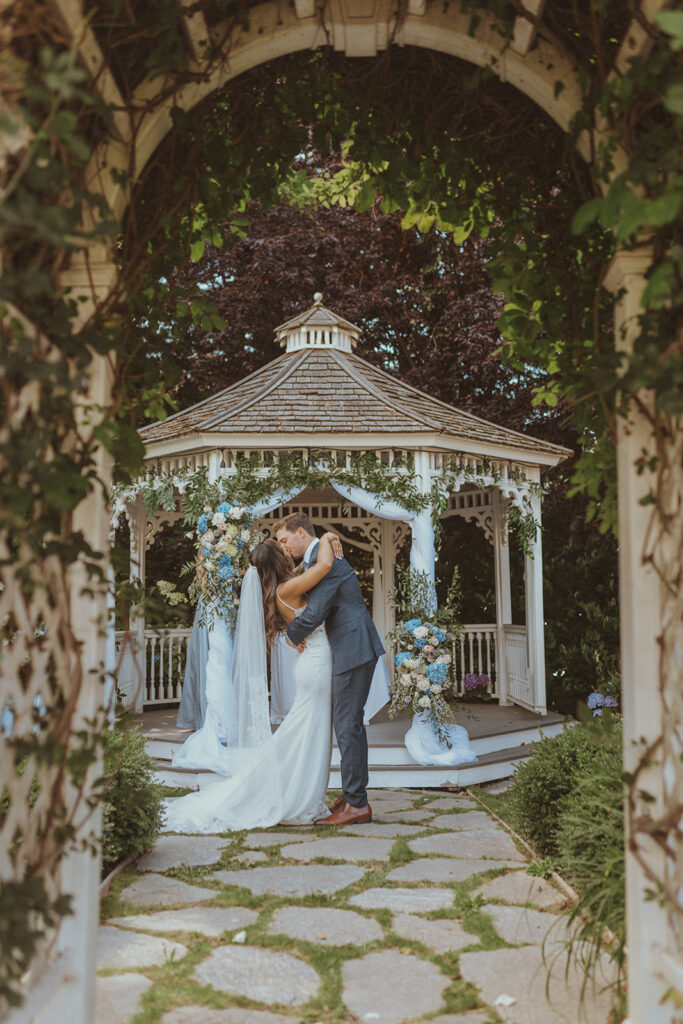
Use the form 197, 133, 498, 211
502, 624, 532, 709
115, 623, 525, 707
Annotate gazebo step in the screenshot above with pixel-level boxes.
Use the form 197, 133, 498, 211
146, 718, 564, 768
152, 741, 535, 792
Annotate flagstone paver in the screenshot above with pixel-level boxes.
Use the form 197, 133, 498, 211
94, 973, 153, 1024
458, 944, 617, 1024
387, 857, 520, 884
136, 834, 229, 870
242, 830, 315, 848
473, 870, 564, 909
430, 810, 498, 830
98, 787, 617, 1024
280, 836, 394, 862
107, 906, 257, 937
391, 912, 478, 953
342, 949, 448, 1023
348, 821, 424, 837
374, 808, 436, 823
162, 1009, 293, 1024
191, 945, 320, 1005
410, 827, 526, 861
425, 795, 474, 809
349, 886, 454, 912
236, 849, 269, 863
484, 904, 565, 946
213, 863, 364, 895
427, 1015, 490, 1024
97, 926, 187, 970
268, 906, 384, 945
118, 874, 216, 907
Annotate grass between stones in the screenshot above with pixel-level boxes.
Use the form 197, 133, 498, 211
101, 789, 527, 1023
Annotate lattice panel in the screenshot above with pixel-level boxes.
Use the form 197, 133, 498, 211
0, 537, 83, 983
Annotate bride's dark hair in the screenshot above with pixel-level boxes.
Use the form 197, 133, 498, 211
250, 539, 295, 648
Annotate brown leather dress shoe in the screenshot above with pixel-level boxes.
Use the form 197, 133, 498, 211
315, 801, 372, 826
327, 795, 345, 815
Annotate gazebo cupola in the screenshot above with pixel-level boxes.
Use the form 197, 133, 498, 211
276, 292, 360, 353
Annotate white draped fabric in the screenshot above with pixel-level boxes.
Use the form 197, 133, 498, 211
329, 482, 436, 600
404, 713, 478, 767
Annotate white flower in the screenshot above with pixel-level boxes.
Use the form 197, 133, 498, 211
216, 539, 230, 553
417, 678, 430, 692
400, 672, 411, 685
229, 506, 246, 519
404, 658, 419, 671
418, 695, 431, 708
429, 635, 440, 646
241, 528, 251, 542
413, 625, 429, 638
436, 654, 451, 665
431, 684, 442, 694
212, 512, 226, 527
204, 530, 215, 543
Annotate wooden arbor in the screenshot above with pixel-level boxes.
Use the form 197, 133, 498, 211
6, 4, 676, 1023
121, 296, 570, 716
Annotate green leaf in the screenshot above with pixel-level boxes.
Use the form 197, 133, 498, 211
571, 197, 602, 235
190, 238, 205, 262
663, 83, 683, 115
644, 191, 683, 227
654, 10, 683, 49
354, 178, 377, 213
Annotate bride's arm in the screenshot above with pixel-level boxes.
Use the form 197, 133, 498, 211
278, 534, 341, 601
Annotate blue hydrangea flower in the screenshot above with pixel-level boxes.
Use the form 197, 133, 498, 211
218, 563, 234, 581
218, 555, 232, 567
395, 651, 412, 669
586, 692, 602, 709
201, 545, 211, 557
404, 618, 422, 633
197, 514, 208, 534
236, 539, 245, 549
426, 662, 449, 685
432, 627, 447, 644
413, 637, 427, 649
217, 501, 233, 515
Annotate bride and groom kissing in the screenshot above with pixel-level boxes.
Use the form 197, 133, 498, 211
163, 512, 385, 834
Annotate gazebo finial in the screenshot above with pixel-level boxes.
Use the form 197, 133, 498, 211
313, 291, 323, 305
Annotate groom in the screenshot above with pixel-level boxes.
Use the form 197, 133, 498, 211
276, 513, 385, 826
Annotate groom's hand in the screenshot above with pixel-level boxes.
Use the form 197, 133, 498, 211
287, 637, 306, 653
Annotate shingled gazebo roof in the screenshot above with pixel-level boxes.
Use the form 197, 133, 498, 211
140, 296, 571, 466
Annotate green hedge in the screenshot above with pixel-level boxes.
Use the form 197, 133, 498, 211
507, 715, 622, 857
507, 713, 625, 994
101, 720, 164, 874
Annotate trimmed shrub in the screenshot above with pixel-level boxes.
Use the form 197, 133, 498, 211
101, 720, 164, 874
557, 737, 626, 972
507, 714, 622, 856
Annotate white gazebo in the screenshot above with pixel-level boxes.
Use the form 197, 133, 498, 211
118, 295, 570, 780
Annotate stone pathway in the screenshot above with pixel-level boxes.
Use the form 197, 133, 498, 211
97, 788, 618, 1024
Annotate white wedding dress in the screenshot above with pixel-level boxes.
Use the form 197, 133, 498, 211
163, 580, 332, 834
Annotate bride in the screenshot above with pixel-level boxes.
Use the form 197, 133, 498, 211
163, 533, 341, 833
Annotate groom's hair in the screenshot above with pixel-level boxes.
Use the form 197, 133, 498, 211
279, 512, 316, 537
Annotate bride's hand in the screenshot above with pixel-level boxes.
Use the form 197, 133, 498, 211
322, 532, 343, 559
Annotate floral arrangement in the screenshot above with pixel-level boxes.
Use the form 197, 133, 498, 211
185, 500, 261, 628
463, 672, 491, 695
387, 617, 456, 742
586, 678, 620, 717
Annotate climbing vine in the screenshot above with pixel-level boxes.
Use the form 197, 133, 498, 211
1, 0, 681, 1006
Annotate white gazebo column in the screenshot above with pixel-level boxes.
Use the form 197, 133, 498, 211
605, 250, 674, 1022
492, 488, 511, 705
127, 496, 147, 713
412, 451, 437, 610
523, 474, 547, 714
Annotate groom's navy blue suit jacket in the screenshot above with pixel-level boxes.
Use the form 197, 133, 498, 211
285, 544, 384, 675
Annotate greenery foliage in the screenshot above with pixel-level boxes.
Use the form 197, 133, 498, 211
507, 715, 623, 858
507, 713, 625, 996
100, 720, 164, 875
2, 0, 681, 1001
